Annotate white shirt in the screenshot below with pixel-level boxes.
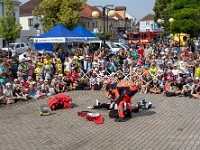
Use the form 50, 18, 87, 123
179, 61, 188, 73
11, 48, 16, 57
64, 62, 71, 73
172, 69, 179, 76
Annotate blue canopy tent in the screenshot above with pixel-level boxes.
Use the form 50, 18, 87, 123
34, 24, 84, 51
72, 24, 96, 40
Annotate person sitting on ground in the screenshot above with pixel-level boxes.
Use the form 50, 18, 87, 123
0, 86, 6, 104
181, 79, 195, 97
191, 82, 200, 99
149, 80, 161, 94
13, 85, 28, 101
3, 83, 15, 104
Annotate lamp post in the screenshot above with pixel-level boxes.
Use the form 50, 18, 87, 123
92, 5, 116, 48
157, 17, 182, 49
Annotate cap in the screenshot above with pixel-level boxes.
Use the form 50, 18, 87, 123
24, 82, 30, 86
27, 76, 32, 80
6, 83, 12, 86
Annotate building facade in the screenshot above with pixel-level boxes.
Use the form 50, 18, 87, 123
19, 0, 42, 49
139, 14, 155, 32
0, 0, 21, 48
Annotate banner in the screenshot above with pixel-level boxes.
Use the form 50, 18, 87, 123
34, 38, 66, 43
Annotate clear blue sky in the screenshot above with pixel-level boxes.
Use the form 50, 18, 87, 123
20, 0, 155, 21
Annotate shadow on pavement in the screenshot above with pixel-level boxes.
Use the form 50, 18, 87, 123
72, 103, 78, 108
132, 110, 156, 118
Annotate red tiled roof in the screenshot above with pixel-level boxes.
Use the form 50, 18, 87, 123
19, 0, 41, 16
140, 14, 155, 21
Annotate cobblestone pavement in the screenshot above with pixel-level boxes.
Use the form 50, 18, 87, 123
1, 90, 200, 150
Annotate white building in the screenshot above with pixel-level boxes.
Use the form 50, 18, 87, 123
19, 0, 42, 49
139, 14, 155, 32
0, 0, 21, 48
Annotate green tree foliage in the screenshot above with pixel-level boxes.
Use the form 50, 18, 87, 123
153, 0, 200, 37
169, 0, 200, 38
0, 0, 22, 43
32, 0, 87, 32
153, 0, 172, 34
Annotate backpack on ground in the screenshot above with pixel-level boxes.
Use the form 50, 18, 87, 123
109, 109, 133, 118
47, 94, 72, 110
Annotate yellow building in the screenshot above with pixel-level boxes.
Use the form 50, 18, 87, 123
170, 33, 190, 46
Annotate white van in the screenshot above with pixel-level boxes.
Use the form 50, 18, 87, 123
114, 42, 129, 49
87, 41, 120, 54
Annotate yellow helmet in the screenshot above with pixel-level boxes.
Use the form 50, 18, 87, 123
64, 69, 68, 73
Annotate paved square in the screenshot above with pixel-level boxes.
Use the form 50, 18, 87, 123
0, 91, 200, 150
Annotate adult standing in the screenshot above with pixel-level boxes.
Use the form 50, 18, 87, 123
10, 46, 16, 57
137, 45, 144, 57
57, 47, 67, 73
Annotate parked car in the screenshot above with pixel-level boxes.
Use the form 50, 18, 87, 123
2, 42, 28, 55
86, 40, 120, 54
114, 42, 130, 49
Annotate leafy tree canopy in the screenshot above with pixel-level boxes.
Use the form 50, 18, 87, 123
32, 0, 87, 32
0, 0, 22, 43
153, 0, 200, 37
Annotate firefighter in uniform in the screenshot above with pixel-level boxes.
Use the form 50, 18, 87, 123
105, 84, 120, 104
115, 80, 138, 122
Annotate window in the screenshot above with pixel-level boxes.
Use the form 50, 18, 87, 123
21, 43, 25, 47
93, 22, 94, 28
88, 22, 90, 28
146, 29, 150, 32
28, 18, 33, 26
16, 44, 20, 48
96, 21, 98, 28
146, 22, 150, 26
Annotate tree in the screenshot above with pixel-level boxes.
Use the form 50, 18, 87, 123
153, 0, 172, 32
32, 0, 87, 32
0, 0, 22, 50
169, 0, 200, 38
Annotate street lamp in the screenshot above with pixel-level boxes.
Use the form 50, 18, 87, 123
92, 5, 116, 52
92, 5, 116, 37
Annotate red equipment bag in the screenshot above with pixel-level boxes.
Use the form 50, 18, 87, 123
47, 94, 72, 110
77, 111, 104, 124
47, 97, 60, 110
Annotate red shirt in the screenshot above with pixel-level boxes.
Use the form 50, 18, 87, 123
137, 48, 144, 57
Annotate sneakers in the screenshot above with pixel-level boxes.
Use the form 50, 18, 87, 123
115, 118, 126, 122
87, 106, 94, 109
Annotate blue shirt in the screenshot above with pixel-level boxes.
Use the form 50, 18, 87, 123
58, 52, 67, 63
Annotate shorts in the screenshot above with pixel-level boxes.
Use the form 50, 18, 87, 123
188, 68, 194, 73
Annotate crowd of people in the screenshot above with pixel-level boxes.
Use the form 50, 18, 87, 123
0, 40, 200, 105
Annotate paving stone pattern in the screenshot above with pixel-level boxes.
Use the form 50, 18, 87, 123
0, 91, 200, 150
